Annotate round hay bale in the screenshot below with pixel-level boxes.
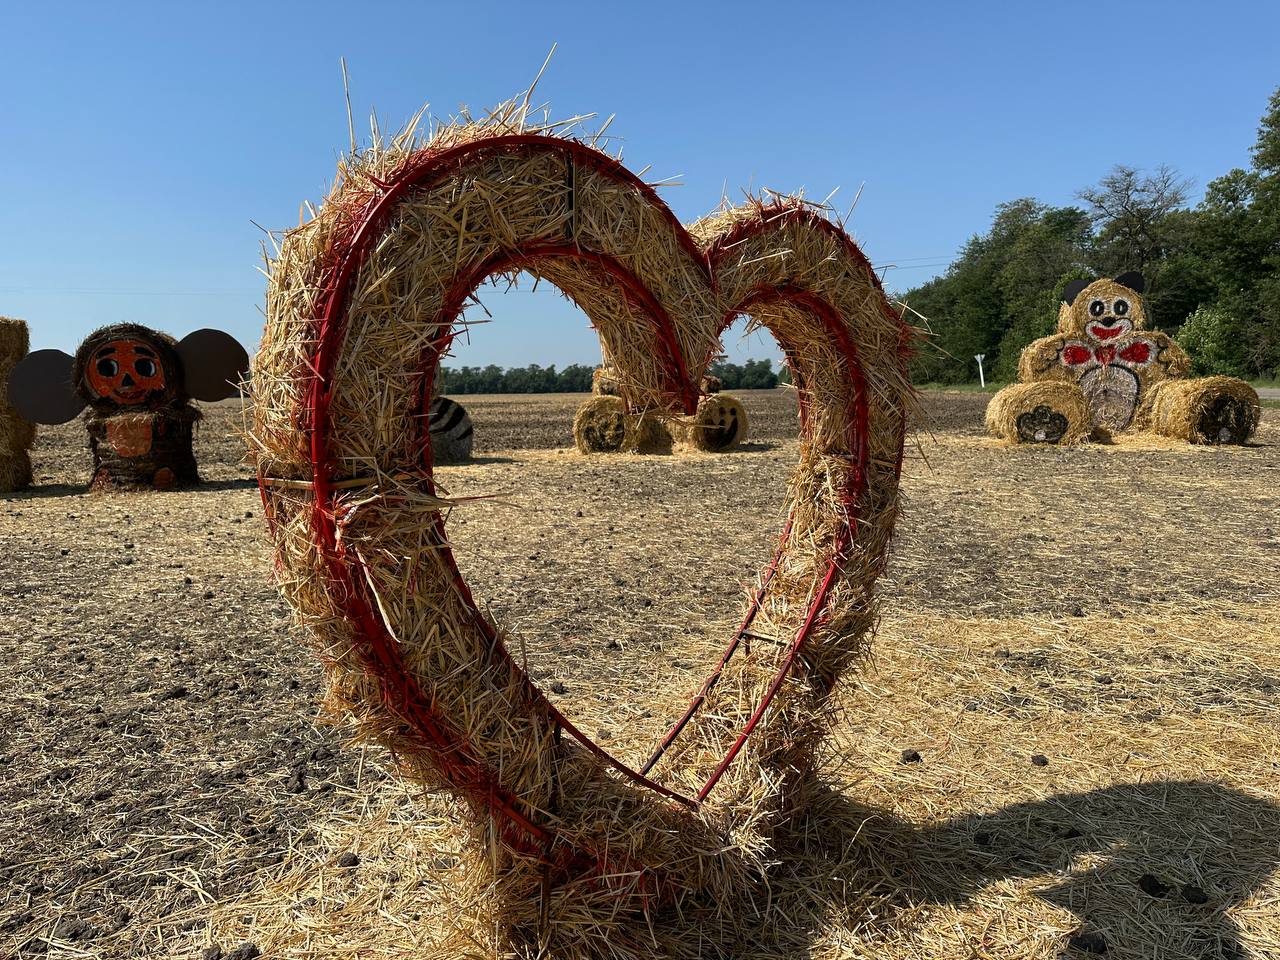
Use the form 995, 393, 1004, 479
86, 408, 201, 489
680, 392, 748, 452
985, 381, 1090, 445
590, 365, 622, 397
0, 409, 37, 455
0, 317, 30, 366
0, 318, 36, 492
1143, 376, 1261, 445
0, 450, 32, 493
573, 395, 671, 454
428, 396, 473, 463
1079, 364, 1141, 436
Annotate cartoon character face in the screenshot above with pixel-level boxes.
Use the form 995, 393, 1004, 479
1081, 290, 1136, 341
1057, 274, 1148, 341
84, 338, 168, 405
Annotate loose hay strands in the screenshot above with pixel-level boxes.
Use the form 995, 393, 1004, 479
248, 93, 912, 956
1142, 376, 1262, 445
0, 316, 34, 492
986, 382, 1090, 445
572, 395, 671, 454
201, 601, 1280, 960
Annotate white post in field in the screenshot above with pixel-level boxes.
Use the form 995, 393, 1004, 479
974, 354, 986, 388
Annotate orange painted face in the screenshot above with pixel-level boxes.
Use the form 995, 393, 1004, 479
85, 339, 167, 404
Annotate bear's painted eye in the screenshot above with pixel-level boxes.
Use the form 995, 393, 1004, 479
96, 358, 119, 377
1113, 298, 1129, 317
1089, 299, 1106, 317
135, 357, 157, 378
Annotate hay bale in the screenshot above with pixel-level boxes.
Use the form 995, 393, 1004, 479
1079, 363, 1142, 436
1017, 336, 1074, 383
0, 317, 34, 493
572, 395, 671, 454
0, 316, 30, 365
1142, 376, 1261, 445
701, 373, 722, 393
428, 396, 473, 463
86, 408, 201, 489
679, 392, 748, 452
986, 382, 1090, 445
0, 450, 31, 492
590, 365, 621, 397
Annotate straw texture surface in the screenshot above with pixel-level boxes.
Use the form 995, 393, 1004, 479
248, 97, 912, 956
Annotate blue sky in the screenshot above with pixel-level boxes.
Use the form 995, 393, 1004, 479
2, 1, 1277, 368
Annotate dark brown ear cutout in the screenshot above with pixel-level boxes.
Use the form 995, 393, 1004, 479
1062, 278, 1092, 305
177, 329, 250, 401
6, 349, 85, 424
1114, 271, 1145, 294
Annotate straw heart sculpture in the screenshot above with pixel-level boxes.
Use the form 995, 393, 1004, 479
988, 273, 1261, 445
249, 99, 912, 957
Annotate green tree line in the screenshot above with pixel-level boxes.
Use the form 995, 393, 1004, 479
902, 87, 1280, 384
440, 359, 789, 393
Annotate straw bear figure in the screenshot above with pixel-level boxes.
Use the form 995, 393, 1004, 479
7, 323, 249, 489
988, 273, 1260, 444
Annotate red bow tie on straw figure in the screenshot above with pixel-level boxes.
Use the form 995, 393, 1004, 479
1061, 339, 1152, 368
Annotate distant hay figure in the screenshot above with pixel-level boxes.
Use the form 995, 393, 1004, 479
590, 365, 621, 397
680, 391, 748, 452
428, 396, 474, 463
991, 272, 1259, 445
1141, 376, 1261, 445
700, 373, 722, 393
0, 317, 35, 492
573, 395, 671, 454
7, 322, 248, 488
985, 381, 1089, 445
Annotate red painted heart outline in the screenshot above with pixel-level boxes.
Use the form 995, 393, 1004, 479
254, 129, 911, 897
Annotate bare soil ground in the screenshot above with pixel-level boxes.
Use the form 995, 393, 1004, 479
2, 389, 1278, 959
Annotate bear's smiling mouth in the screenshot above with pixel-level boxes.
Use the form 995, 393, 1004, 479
1087, 319, 1132, 341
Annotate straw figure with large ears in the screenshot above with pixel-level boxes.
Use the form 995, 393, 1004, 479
987, 272, 1260, 444
7, 323, 249, 489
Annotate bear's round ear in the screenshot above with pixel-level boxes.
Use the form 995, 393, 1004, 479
1113, 271, 1145, 294
6, 349, 84, 424
177, 329, 250, 401
1062, 278, 1092, 305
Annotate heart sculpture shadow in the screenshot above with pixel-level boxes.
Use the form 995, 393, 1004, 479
250, 102, 912, 956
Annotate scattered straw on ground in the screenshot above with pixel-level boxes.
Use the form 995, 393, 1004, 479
2, 392, 1277, 958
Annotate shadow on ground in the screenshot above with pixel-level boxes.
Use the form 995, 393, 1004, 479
675, 778, 1278, 959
